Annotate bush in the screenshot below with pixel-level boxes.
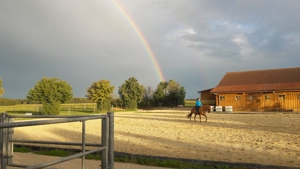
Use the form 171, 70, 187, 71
41, 102, 60, 115
96, 98, 112, 112
125, 100, 138, 110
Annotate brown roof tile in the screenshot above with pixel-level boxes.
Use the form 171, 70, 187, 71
211, 67, 300, 93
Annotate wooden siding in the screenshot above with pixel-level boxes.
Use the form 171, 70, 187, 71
201, 90, 215, 100
215, 91, 300, 111
200, 90, 216, 105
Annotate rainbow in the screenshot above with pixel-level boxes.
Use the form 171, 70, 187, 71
111, 0, 165, 82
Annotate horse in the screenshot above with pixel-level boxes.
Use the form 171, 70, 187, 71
186, 105, 211, 122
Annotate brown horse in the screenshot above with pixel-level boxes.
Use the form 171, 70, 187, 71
186, 105, 211, 122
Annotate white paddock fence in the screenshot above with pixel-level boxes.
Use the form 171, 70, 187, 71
0, 112, 114, 169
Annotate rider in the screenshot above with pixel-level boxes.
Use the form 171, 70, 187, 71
195, 98, 203, 114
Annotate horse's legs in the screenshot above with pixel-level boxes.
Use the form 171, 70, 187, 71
204, 114, 207, 122
199, 114, 201, 122
194, 113, 197, 122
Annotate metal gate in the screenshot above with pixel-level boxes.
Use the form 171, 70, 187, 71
0, 112, 114, 169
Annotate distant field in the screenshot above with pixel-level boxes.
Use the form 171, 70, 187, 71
184, 100, 195, 107
0, 103, 98, 115
0, 101, 196, 115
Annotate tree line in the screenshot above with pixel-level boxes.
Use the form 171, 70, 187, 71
0, 77, 186, 115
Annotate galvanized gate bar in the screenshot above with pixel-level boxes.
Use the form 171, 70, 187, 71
0, 112, 114, 169
7, 115, 106, 118
0, 113, 13, 169
0, 113, 7, 169
101, 116, 109, 169
7, 117, 13, 165
13, 140, 102, 147
0, 116, 105, 128
108, 112, 114, 169
82, 120, 86, 169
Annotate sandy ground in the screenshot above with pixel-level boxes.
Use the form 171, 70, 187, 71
9, 110, 300, 168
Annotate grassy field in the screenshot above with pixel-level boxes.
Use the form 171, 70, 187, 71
184, 100, 195, 107
0, 101, 195, 115
0, 103, 99, 115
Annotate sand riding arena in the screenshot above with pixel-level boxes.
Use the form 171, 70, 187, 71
13, 110, 300, 168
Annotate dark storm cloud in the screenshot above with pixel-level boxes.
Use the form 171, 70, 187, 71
1, 0, 300, 98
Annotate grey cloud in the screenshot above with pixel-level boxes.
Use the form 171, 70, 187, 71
1, 0, 300, 99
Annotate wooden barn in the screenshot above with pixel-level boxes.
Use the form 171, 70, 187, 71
197, 88, 215, 105
209, 67, 300, 112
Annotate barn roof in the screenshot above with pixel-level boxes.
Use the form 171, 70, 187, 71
211, 67, 300, 93
198, 88, 214, 93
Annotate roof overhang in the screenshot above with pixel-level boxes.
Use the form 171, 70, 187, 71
210, 82, 300, 94
197, 88, 214, 93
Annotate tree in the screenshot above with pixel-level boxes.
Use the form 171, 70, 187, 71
139, 86, 154, 108
0, 78, 4, 97
111, 94, 121, 109
86, 79, 115, 111
27, 77, 73, 115
153, 81, 168, 107
178, 86, 186, 105
165, 80, 186, 106
153, 80, 186, 107
118, 77, 143, 110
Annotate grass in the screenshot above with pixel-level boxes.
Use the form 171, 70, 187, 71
36, 149, 73, 157
0, 101, 194, 115
185, 100, 195, 107
114, 156, 231, 169
13, 145, 32, 153
0, 103, 136, 116
13, 146, 234, 169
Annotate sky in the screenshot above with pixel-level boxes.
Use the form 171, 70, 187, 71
1, 0, 300, 99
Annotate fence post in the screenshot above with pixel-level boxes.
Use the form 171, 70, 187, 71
81, 120, 86, 169
0, 113, 4, 169
101, 115, 109, 169
107, 112, 114, 169
7, 117, 13, 165
0, 113, 8, 169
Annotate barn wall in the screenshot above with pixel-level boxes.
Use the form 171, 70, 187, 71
200, 90, 216, 105
273, 91, 300, 111
201, 90, 215, 100
217, 93, 243, 111
216, 91, 300, 112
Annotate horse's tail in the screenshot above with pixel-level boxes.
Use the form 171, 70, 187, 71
186, 107, 195, 118
186, 112, 192, 118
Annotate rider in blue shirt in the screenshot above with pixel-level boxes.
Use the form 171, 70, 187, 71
195, 98, 203, 114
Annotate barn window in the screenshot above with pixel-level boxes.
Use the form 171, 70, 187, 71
220, 96, 225, 101
235, 96, 241, 100
247, 96, 254, 100
278, 94, 285, 100
264, 95, 270, 100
